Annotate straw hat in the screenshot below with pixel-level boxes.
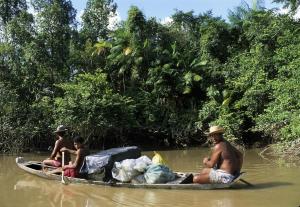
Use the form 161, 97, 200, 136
54, 125, 68, 133
206, 126, 225, 136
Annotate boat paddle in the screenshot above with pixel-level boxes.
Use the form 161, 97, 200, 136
61, 152, 66, 184
239, 178, 253, 186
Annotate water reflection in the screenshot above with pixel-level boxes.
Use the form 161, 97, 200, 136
14, 176, 93, 207
209, 198, 233, 207
111, 190, 161, 207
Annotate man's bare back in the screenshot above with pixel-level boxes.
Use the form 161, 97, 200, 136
214, 140, 243, 175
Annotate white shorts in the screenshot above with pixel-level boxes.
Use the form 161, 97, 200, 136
209, 168, 235, 184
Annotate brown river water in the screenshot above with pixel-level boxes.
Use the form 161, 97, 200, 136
1, 148, 300, 207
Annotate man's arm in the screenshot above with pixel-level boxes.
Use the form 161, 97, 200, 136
203, 144, 222, 168
49, 140, 60, 159
61, 147, 77, 155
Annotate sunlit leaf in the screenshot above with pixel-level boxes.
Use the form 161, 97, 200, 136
183, 86, 191, 94
222, 97, 231, 106
143, 39, 149, 48
123, 47, 132, 55
193, 74, 202, 82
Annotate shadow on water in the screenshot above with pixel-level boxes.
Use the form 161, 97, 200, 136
231, 181, 293, 190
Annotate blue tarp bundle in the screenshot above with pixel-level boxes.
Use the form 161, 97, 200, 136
80, 146, 141, 181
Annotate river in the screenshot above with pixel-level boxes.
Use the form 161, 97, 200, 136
0, 148, 299, 207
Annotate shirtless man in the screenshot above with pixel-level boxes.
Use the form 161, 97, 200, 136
42, 125, 72, 168
193, 126, 243, 184
60, 136, 89, 178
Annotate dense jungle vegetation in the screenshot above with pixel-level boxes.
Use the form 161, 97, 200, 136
1, 0, 300, 153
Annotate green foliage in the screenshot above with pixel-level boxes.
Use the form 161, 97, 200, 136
6, 11, 34, 44
1, 1, 300, 152
54, 70, 136, 143
0, 0, 27, 25
273, 0, 300, 12
255, 23, 300, 142
127, 6, 146, 44
81, 0, 117, 42
197, 11, 300, 145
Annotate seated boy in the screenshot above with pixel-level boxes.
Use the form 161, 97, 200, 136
60, 136, 89, 178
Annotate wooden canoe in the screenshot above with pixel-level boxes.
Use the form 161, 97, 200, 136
16, 157, 243, 190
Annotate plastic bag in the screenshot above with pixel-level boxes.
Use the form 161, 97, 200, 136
144, 164, 175, 184
112, 155, 152, 182
112, 159, 139, 182
134, 155, 152, 172
131, 174, 147, 184
152, 151, 166, 165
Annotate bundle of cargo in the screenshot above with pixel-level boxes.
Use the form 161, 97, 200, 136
79, 146, 141, 181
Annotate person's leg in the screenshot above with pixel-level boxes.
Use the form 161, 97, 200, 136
42, 159, 61, 171
201, 168, 211, 174
64, 169, 76, 177
193, 168, 211, 184
42, 160, 53, 171
43, 159, 54, 166
46, 168, 62, 175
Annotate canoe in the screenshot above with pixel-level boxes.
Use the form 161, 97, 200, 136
16, 157, 243, 190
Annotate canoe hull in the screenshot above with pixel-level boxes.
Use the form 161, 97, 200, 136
16, 157, 235, 190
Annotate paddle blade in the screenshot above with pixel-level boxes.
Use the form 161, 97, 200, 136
61, 174, 68, 185
61, 152, 66, 184
239, 178, 253, 186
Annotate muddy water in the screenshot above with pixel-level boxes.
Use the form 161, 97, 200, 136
1, 148, 300, 207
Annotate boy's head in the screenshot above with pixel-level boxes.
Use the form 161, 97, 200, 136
73, 136, 84, 149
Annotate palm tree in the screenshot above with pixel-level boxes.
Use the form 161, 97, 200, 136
228, 0, 265, 25
273, 0, 300, 12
